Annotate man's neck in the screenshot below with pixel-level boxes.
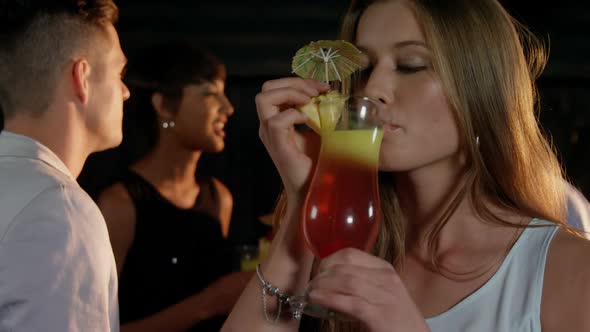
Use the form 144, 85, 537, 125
5, 114, 90, 178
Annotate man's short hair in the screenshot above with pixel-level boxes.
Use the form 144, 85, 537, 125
0, 1, 119, 119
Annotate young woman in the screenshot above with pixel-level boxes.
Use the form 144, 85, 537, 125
222, 0, 590, 331
97, 42, 251, 332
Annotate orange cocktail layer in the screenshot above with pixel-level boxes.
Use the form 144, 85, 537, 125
303, 128, 383, 258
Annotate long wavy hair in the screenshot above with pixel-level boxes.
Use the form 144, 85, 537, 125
275, 0, 568, 330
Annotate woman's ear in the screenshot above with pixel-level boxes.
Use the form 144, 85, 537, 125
72, 59, 91, 105
151, 92, 173, 120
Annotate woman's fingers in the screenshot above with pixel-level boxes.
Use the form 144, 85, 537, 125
258, 108, 316, 193
307, 289, 376, 320
310, 267, 398, 303
255, 88, 310, 123
256, 84, 328, 122
261, 77, 330, 94
312, 249, 400, 305
254, 77, 329, 197
317, 248, 396, 274
306, 250, 430, 332
256, 78, 330, 122
260, 108, 308, 144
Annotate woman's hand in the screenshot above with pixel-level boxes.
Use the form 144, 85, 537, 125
307, 248, 431, 332
255, 78, 329, 199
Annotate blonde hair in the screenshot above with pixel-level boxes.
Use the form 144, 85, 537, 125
276, 0, 568, 330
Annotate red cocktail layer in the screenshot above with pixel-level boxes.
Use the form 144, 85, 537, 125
302, 155, 381, 258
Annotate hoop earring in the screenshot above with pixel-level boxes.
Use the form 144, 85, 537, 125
162, 121, 176, 129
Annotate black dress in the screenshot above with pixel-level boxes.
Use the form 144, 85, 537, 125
117, 170, 233, 331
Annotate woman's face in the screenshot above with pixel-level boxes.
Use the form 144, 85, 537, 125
356, 0, 462, 173
171, 79, 234, 153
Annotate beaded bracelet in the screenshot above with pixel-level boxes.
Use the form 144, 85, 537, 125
255, 264, 307, 323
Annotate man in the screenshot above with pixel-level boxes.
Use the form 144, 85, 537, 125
0, 1, 129, 330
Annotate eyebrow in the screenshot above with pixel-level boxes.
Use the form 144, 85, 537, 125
394, 40, 428, 48
357, 40, 429, 54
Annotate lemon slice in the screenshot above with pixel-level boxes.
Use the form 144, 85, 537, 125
299, 91, 346, 134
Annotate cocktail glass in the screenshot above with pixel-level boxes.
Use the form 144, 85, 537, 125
290, 96, 383, 320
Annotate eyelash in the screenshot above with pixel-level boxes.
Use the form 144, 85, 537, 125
396, 65, 427, 74
360, 64, 427, 77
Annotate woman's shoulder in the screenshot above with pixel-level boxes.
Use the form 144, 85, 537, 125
545, 227, 590, 277
199, 177, 233, 238
546, 226, 590, 275
96, 182, 137, 225
542, 227, 590, 331
97, 182, 133, 207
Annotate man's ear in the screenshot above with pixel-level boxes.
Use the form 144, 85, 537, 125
72, 59, 91, 105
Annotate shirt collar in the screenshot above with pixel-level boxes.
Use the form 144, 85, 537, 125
0, 130, 75, 181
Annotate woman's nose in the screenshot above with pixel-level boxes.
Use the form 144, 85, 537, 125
362, 64, 394, 107
221, 95, 234, 116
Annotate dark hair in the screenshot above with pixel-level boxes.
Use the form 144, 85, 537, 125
0, 0, 119, 118
120, 42, 226, 164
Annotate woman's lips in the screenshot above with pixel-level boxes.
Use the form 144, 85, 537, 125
215, 129, 226, 138
213, 122, 226, 138
384, 123, 402, 133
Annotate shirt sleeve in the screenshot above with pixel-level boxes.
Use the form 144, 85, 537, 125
0, 185, 119, 332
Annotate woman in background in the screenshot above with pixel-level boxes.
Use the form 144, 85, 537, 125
98, 42, 250, 332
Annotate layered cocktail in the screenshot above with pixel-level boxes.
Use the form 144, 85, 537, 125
301, 94, 383, 258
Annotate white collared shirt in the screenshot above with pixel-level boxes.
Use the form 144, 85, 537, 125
0, 131, 119, 331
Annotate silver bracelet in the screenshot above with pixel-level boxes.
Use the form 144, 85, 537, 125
255, 264, 306, 323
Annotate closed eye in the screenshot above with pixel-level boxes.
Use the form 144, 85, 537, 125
396, 65, 427, 74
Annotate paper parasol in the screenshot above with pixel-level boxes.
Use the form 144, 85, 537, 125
291, 40, 362, 83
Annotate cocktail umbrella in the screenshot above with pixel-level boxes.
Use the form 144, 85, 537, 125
291, 40, 362, 83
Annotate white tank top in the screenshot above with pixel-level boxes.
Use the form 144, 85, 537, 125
426, 219, 558, 332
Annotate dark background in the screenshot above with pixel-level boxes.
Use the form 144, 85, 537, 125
72, 1, 590, 245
